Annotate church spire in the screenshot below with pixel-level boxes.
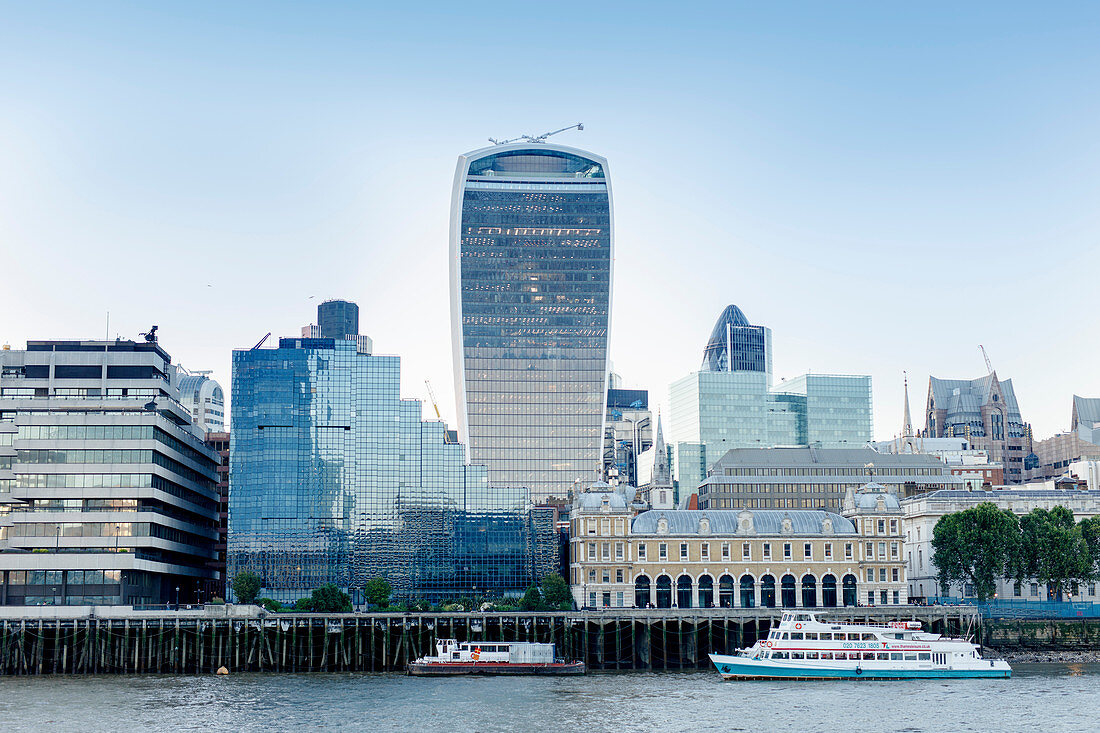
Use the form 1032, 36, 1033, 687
902, 371, 913, 437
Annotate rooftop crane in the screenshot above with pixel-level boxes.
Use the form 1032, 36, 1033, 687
424, 379, 442, 420
979, 344, 994, 374
252, 332, 271, 350
489, 122, 584, 146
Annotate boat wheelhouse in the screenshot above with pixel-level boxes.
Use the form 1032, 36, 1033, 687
709, 611, 1010, 680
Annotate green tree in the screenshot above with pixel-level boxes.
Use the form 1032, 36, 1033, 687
519, 584, 546, 611
310, 583, 353, 613
293, 597, 315, 612
231, 571, 262, 604
1019, 507, 1091, 600
932, 503, 1020, 602
540, 573, 573, 610
364, 578, 393, 608
1079, 515, 1100, 580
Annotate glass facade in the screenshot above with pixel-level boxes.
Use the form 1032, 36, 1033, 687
229, 337, 551, 603
701, 304, 772, 378
317, 299, 359, 340
451, 143, 612, 504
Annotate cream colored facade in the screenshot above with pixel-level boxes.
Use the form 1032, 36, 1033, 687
569, 487, 906, 609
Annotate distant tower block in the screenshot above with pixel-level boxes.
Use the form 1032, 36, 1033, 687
318, 300, 359, 340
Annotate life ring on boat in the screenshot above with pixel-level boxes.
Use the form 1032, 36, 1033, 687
855, 666, 863, 676
794, 623, 802, 629
472, 648, 481, 661
764, 640, 772, 648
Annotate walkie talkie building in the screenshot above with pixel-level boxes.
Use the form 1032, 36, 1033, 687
450, 142, 613, 504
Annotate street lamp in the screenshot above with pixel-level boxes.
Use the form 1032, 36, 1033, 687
175, 585, 180, 609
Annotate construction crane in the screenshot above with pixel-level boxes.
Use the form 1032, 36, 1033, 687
979, 345, 994, 374
489, 123, 583, 146
252, 332, 271, 350
424, 379, 442, 420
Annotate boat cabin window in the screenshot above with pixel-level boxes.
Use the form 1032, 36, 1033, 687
791, 652, 805, 660
890, 653, 902, 660
774, 652, 789, 659
781, 632, 790, 640
861, 633, 876, 641
790, 632, 803, 641
804, 632, 818, 640
845, 633, 860, 641
861, 652, 875, 660
452, 653, 460, 659
819, 652, 833, 660
904, 653, 917, 661
795, 614, 811, 621
818, 632, 832, 640
805, 652, 818, 660
876, 653, 889, 661
893, 633, 905, 639
918, 653, 931, 661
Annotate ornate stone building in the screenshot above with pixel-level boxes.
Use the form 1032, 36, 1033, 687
569, 483, 906, 609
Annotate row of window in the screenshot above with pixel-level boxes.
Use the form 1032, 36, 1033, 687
583, 540, 901, 562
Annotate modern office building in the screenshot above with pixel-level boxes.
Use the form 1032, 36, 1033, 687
569, 482, 905, 609
670, 305, 873, 494
317, 299, 359, 340
204, 431, 230, 599
450, 141, 613, 504
603, 385, 652, 487
229, 321, 554, 603
0, 337, 220, 606
177, 372, 225, 433
903, 488, 1100, 602
925, 372, 1031, 483
700, 304, 772, 377
301, 300, 373, 355
697, 447, 961, 512
1029, 395, 1100, 481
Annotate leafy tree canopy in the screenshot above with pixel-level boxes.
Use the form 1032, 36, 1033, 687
519, 585, 546, 611
932, 503, 1020, 602
1019, 507, 1091, 599
311, 583, 353, 613
364, 578, 393, 608
540, 573, 573, 610
232, 571, 262, 604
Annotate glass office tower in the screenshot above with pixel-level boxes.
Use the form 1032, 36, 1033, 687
450, 143, 612, 504
670, 305, 873, 494
229, 336, 547, 603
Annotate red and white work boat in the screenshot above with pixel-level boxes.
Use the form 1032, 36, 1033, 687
407, 639, 585, 676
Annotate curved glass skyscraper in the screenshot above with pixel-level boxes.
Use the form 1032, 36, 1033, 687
450, 142, 613, 504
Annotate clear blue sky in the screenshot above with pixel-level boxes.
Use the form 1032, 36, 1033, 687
3, 2, 1099, 440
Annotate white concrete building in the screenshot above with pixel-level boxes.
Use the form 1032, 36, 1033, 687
902, 489, 1100, 602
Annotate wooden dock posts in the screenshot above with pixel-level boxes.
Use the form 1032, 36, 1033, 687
0, 607, 980, 676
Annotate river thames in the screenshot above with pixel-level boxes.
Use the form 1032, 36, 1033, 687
2, 664, 1096, 732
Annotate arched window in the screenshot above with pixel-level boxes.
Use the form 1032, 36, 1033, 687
801, 574, 817, 608
761, 575, 776, 608
821, 574, 837, 607
677, 575, 693, 609
740, 575, 756, 608
718, 574, 735, 608
781, 574, 797, 608
842, 574, 858, 607
698, 575, 714, 608
635, 575, 651, 608
656, 575, 673, 609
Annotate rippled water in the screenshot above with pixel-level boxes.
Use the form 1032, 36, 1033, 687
2, 665, 1097, 732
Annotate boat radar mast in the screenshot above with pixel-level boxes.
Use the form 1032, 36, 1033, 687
488, 123, 584, 146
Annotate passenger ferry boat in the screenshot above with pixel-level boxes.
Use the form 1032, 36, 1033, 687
407, 639, 585, 676
709, 611, 1011, 680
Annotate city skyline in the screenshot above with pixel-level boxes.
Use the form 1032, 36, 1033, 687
4, 3, 1100, 443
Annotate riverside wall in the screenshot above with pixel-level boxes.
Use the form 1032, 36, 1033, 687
982, 619, 1100, 652
0, 606, 979, 676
